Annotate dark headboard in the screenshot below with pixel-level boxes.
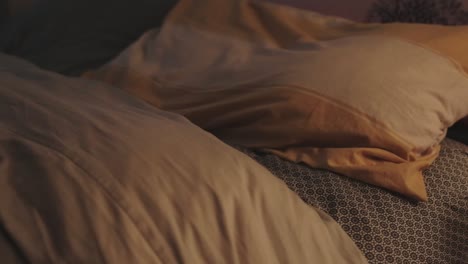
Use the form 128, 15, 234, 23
4, 0, 36, 18
0, 0, 8, 24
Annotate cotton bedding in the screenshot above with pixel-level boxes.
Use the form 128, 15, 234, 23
84, 0, 468, 202
1, 1, 467, 263
238, 138, 468, 264
0, 53, 367, 263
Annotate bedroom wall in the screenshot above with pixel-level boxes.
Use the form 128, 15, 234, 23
267, 0, 373, 21
269, 0, 468, 22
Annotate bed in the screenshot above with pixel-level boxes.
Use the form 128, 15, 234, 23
0, 52, 367, 263
238, 138, 468, 263
1, 0, 467, 263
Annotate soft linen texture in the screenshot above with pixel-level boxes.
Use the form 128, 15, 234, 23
83, 0, 468, 201
0, 53, 367, 264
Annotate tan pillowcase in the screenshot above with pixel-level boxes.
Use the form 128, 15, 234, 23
363, 23, 468, 72
83, 0, 468, 201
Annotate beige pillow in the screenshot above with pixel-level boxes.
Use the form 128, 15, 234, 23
0, 53, 367, 263
84, 0, 468, 201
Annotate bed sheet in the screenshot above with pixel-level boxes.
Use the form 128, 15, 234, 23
238, 139, 468, 264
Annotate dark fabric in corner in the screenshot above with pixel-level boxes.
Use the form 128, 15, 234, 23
0, 0, 177, 75
448, 122, 468, 145
0, 0, 8, 25
0, 225, 28, 264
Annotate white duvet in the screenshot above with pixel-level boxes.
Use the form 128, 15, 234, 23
0, 54, 366, 263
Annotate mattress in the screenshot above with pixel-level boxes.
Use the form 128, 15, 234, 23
238, 139, 468, 264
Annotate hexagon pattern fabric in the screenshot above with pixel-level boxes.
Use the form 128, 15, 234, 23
237, 139, 468, 264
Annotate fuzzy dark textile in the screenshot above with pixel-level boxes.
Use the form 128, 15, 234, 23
0, 0, 176, 75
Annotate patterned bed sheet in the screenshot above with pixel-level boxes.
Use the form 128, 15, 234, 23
237, 139, 468, 264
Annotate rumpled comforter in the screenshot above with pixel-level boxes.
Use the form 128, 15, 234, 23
0, 53, 367, 263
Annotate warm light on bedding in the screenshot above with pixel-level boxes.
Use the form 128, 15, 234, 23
1, 1, 467, 263
84, 0, 468, 201
0, 53, 367, 263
